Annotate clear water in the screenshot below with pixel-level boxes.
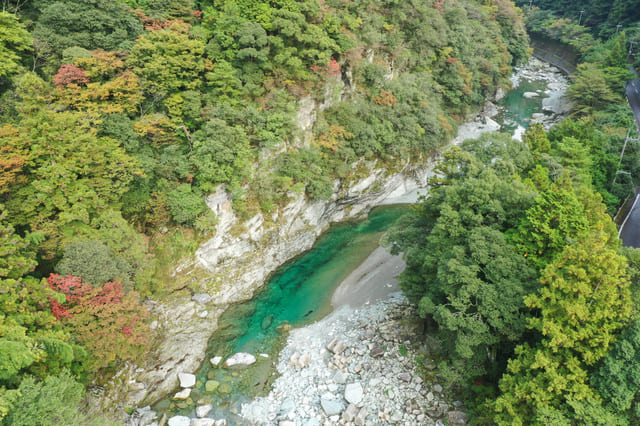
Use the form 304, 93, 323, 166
154, 205, 410, 421
497, 79, 549, 131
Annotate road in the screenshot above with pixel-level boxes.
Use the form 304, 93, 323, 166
619, 189, 640, 247
626, 77, 640, 131
618, 69, 640, 247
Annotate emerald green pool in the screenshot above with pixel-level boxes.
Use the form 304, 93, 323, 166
497, 78, 549, 131
153, 205, 410, 421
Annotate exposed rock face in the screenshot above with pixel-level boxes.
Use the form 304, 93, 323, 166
125, 161, 434, 407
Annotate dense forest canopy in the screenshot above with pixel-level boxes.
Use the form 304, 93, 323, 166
0, 0, 530, 422
388, 2, 640, 424
514, 0, 640, 37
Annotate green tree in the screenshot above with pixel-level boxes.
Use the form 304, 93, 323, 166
167, 184, 207, 225
593, 320, 640, 423
190, 118, 251, 191
1, 82, 138, 256
2, 370, 83, 426
127, 20, 205, 97
389, 136, 537, 378
568, 63, 623, 116
0, 207, 80, 421
56, 240, 132, 287
508, 176, 592, 269
494, 228, 632, 424
33, 0, 142, 55
0, 12, 31, 81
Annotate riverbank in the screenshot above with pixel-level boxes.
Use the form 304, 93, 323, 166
241, 295, 465, 425
331, 246, 403, 309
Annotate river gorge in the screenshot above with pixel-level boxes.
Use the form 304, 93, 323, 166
124, 58, 570, 426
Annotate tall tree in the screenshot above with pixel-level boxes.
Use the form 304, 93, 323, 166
389, 135, 538, 378
126, 20, 205, 97
1, 76, 138, 256
33, 0, 142, 56
0, 12, 31, 82
494, 228, 632, 424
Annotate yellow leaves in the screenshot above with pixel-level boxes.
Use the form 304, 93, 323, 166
372, 89, 397, 106
314, 124, 352, 152
438, 114, 454, 133
0, 124, 27, 193
54, 51, 143, 116
133, 114, 176, 146
74, 50, 127, 80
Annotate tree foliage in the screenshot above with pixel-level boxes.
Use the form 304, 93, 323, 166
33, 0, 142, 56
388, 135, 538, 378
47, 274, 150, 373
0, 12, 31, 81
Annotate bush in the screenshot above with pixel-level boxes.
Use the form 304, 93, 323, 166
167, 184, 207, 225
56, 240, 131, 286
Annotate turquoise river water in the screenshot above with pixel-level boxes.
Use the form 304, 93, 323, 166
154, 205, 410, 421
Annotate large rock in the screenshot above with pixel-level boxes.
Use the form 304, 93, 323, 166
178, 372, 196, 388
320, 394, 345, 416
344, 383, 364, 405
223, 352, 256, 369
168, 416, 190, 426
196, 403, 213, 418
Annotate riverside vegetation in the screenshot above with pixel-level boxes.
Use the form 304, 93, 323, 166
0, 0, 640, 424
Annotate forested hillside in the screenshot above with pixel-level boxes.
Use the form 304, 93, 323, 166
389, 4, 640, 424
0, 0, 529, 422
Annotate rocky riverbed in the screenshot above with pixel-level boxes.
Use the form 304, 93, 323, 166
240, 295, 466, 426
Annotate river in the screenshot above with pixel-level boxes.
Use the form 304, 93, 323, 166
154, 59, 569, 424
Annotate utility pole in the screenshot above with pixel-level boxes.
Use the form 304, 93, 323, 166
579, 10, 585, 25
529, 0, 533, 9
612, 129, 639, 187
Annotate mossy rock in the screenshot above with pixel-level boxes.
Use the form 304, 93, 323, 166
205, 380, 220, 393
218, 383, 232, 394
